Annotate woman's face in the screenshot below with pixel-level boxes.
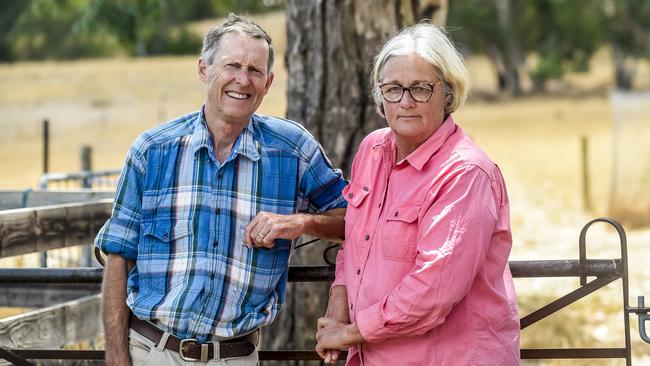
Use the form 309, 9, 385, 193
379, 54, 446, 148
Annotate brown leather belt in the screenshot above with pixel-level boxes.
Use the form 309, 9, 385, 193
129, 314, 257, 362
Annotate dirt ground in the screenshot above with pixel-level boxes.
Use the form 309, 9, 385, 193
1, 11, 649, 364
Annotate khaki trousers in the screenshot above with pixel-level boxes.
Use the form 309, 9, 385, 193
129, 329, 259, 366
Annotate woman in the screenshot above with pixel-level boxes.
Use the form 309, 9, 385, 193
315, 22, 520, 365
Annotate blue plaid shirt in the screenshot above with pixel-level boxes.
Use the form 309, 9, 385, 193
95, 108, 347, 341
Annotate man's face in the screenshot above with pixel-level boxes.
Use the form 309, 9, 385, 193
198, 32, 274, 125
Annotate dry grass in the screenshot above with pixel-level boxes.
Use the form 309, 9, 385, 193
1, 11, 649, 364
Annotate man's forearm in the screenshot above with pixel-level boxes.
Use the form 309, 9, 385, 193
301, 208, 346, 242
102, 254, 133, 366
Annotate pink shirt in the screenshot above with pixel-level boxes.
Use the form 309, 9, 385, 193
333, 117, 520, 365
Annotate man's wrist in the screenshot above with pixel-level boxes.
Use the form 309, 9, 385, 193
297, 212, 311, 235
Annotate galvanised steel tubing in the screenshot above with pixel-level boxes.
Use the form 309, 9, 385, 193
579, 218, 631, 366
520, 348, 627, 359
0, 347, 34, 366
4, 348, 632, 361
8, 349, 345, 361
520, 275, 619, 329
0, 259, 623, 285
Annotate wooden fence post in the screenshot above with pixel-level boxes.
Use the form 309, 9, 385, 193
581, 136, 593, 212
80, 146, 93, 267
40, 119, 50, 268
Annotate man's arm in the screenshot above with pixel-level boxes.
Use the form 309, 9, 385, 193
103, 254, 134, 366
244, 208, 345, 248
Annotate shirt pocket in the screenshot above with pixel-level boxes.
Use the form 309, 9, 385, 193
381, 202, 420, 262
138, 218, 193, 292
342, 182, 371, 241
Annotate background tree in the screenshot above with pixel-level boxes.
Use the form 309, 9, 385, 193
0, 0, 285, 61
446, 0, 524, 94
604, 0, 650, 90
448, 0, 607, 93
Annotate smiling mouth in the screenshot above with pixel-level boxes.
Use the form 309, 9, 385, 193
225, 91, 250, 100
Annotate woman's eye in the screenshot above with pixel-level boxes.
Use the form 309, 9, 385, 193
386, 86, 402, 94
411, 86, 430, 94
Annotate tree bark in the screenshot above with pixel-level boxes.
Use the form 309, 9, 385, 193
612, 43, 634, 90
496, 0, 525, 96
263, 1, 447, 364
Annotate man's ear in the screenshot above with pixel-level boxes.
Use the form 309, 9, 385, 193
198, 58, 208, 83
263, 71, 275, 95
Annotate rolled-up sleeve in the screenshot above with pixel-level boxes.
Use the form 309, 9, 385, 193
355, 165, 499, 342
300, 145, 347, 213
94, 147, 146, 260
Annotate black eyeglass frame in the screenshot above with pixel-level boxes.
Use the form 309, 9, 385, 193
378, 81, 441, 103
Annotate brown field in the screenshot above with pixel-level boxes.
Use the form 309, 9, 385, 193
1, 11, 649, 364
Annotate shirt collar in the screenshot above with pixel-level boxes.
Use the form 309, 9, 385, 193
374, 114, 457, 171
189, 106, 261, 162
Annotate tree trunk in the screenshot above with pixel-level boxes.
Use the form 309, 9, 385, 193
612, 43, 634, 90
261, 1, 447, 364
496, 0, 525, 96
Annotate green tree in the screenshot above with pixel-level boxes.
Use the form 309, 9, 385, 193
605, 0, 650, 89
4, 0, 120, 61
74, 0, 202, 57
0, 0, 31, 61
448, 0, 607, 92
524, 0, 605, 90
0, 0, 284, 61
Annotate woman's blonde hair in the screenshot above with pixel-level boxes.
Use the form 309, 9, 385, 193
370, 21, 469, 116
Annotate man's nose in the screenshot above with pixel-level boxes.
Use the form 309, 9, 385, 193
234, 69, 252, 86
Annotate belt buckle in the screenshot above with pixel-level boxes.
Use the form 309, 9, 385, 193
179, 338, 210, 362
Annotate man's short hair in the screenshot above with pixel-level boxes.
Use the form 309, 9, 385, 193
201, 13, 274, 73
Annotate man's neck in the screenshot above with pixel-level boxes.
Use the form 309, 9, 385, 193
204, 106, 250, 163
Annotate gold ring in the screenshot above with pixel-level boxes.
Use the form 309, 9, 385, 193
257, 232, 265, 237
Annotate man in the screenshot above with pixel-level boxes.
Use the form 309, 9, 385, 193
96, 14, 347, 366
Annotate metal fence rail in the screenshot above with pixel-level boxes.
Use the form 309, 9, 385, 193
38, 169, 121, 190
0, 218, 649, 365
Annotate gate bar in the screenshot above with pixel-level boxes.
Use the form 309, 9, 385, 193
0, 259, 623, 285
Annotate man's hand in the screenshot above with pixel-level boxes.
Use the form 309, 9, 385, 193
244, 212, 306, 248
244, 208, 345, 248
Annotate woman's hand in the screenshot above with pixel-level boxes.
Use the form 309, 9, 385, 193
317, 286, 351, 363
316, 318, 365, 363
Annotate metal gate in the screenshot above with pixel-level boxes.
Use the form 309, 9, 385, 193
0, 217, 648, 365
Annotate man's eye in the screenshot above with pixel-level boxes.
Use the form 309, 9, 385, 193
225, 64, 239, 70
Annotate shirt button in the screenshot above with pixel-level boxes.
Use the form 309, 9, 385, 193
217, 172, 223, 179
215, 208, 220, 215
213, 241, 218, 247
348, 193, 353, 198
350, 303, 354, 310
163, 232, 169, 239
378, 203, 382, 208
356, 268, 361, 275
394, 211, 398, 217
210, 273, 215, 280
364, 234, 370, 241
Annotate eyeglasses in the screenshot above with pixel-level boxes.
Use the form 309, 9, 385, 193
379, 82, 440, 103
